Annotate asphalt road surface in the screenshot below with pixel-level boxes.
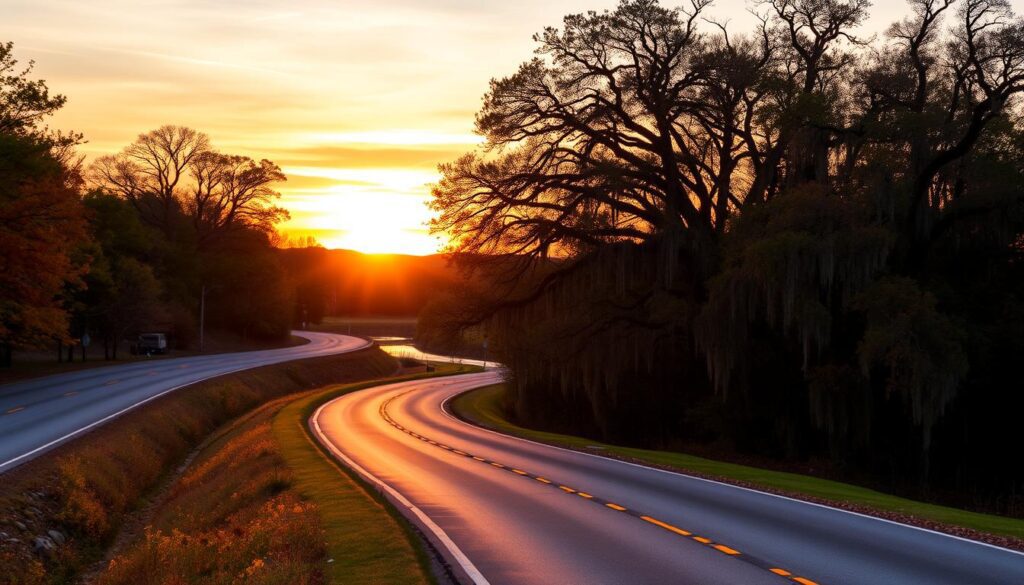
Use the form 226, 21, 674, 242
0, 331, 369, 474
313, 371, 1024, 585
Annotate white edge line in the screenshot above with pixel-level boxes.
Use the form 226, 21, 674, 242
0, 334, 371, 473
437, 372, 1024, 559
311, 397, 491, 585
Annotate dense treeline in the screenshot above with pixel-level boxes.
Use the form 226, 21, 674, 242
0, 42, 295, 364
428, 0, 1024, 513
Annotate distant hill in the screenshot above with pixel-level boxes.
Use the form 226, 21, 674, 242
278, 247, 462, 318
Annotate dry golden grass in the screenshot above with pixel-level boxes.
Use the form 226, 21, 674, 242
97, 397, 326, 585
0, 348, 397, 584
96, 367, 479, 585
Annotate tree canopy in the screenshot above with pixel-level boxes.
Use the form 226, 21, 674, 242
429, 0, 1024, 512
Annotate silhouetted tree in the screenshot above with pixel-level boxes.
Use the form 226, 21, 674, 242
430, 0, 1024, 511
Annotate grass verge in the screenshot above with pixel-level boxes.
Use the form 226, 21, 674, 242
96, 395, 326, 585
91, 364, 480, 584
0, 347, 397, 584
272, 364, 481, 585
452, 384, 1024, 543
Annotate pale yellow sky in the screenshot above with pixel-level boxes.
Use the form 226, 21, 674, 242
6, 0, 1019, 254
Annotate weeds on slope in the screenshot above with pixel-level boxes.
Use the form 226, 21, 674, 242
0, 348, 397, 584
97, 396, 325, 585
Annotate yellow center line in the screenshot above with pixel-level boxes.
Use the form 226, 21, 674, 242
104, 379, 119, 385
714, 544, 741, 555
63, 391, 78, 397
640, 516, 692, 537
381, 390, 798, 585
5, 406, 25, 415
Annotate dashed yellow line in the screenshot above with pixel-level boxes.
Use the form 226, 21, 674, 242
641, 516, 692, 537
378, 390, 823, 585
63, 391, 78, 397
5, 406, 25, 415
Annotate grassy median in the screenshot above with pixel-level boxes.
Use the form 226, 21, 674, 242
94, 365, 479, 585
273, 364, 480, 585
452, 384, 1024, 542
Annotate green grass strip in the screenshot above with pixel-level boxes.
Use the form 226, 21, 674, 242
272, 365, 481, 585
452, 384, 1024, 541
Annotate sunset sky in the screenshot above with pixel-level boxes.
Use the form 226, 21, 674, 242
6, 0, 1014, 254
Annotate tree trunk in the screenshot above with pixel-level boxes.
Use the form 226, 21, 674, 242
66, 344, 74, 363
57, 340, 63, 363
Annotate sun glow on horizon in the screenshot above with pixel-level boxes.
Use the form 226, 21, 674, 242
282, 175, 444, 255
8, 0, 972, 257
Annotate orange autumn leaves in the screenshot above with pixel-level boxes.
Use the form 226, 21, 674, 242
0, 133, 88, 349
98, 403, 327, 585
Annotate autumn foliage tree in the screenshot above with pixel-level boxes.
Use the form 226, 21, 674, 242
0, 40, 298, 366
0, 42, 87, 365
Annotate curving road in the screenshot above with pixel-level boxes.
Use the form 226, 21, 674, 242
313, 371, 1024, 585
0, 331, 370, 474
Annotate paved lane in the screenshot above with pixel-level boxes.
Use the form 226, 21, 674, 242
0, 331, 369, 474
313, 372, 1024, 585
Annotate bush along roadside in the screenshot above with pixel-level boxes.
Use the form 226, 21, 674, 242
0, 347, 398, 585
